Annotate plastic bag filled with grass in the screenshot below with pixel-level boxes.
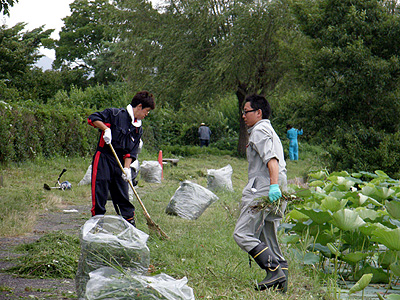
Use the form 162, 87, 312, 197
75, 215, 150, 299
85, 267, 195, 300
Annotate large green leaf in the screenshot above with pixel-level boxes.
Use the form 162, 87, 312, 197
327, 243, 340, 257
355, 266, 389, 284
342, 252, 370, 265
385, 200, 400, 220
359, 222, 387, 236
303, 252, 320, 265
296, 208, 332, 225
320, 197, 347, 212
287, 209, 309, 222
390, 262, 400, 277
387, 295, 400, 300
358, 194, 383, 207
349, 273, 373, 294
372, 227, 400, 251
331, 209, 366, 231
356, 207, 385, 221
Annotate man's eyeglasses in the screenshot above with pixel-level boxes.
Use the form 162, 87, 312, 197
242, 109, 258, 115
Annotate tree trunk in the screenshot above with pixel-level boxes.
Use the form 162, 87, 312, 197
236, 83, 249, 156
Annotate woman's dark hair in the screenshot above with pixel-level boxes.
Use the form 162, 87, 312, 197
131, 91, 155, 110
244, 94, 271, 119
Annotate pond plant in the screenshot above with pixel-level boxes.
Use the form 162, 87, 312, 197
281, 170, 400, 296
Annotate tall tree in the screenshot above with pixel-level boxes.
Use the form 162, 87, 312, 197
54, 0, 117, 84
0, 23, 53, 88
113, 0, 296, 154
293, 0, 400, 134
0, 0, 18, 16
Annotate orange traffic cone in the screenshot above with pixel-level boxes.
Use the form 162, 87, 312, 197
158, 150, 163, 179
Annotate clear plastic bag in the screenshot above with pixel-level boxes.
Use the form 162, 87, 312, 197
140, 161, 162, 183
207, 164, 234, 192
85, 267, 195, 300
165, 180, 219, 220
75, 215, 150, 299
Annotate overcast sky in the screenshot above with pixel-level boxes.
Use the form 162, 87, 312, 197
1, 0, 164, 59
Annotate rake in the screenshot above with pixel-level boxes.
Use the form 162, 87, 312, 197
109, 144, 169, 239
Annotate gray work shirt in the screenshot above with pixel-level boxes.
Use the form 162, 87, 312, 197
243, 119, 287, 199
198, 126, 211, 140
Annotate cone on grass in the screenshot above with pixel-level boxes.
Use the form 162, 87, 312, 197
158, 150, 163, 180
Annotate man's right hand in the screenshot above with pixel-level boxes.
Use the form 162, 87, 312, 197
103, 128, 112, 144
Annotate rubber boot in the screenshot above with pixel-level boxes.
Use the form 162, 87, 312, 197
124, 216, 136, 227
279, 268, 288, 293
248, 242, 286, 291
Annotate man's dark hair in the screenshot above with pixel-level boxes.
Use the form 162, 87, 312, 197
244, 94, 271, 119
131, 91, 155, 110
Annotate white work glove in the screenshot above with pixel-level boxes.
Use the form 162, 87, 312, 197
122, 167, 132, 182
103, 128, 112, 144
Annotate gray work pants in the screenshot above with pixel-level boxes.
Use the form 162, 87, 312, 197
233, 195, 287, 268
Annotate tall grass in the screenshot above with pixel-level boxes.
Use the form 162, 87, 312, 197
0, 147, 328, 299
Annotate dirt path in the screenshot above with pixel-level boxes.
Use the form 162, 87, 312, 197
0, 204, 91, 299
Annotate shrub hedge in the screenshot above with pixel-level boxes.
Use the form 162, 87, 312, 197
0, 101, 98, 163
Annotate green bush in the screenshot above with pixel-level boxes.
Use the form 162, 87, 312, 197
327, 126, 400, 178
0, 102, 97, 163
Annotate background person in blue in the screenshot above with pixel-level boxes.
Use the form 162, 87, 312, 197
286, 124, 303, 161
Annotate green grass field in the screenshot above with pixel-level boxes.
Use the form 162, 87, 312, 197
0, 145, 331, 299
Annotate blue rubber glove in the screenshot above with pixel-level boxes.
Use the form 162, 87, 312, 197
268, 184, 282, 203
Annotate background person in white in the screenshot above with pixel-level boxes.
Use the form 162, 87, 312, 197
233, 94, 288, 292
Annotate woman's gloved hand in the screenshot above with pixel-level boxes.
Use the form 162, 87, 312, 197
122, 167, 132, 182
268, 184, 282, 203
103, 128, 112, 144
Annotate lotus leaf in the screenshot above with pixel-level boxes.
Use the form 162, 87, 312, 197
361, 185, 377, 197
335, 176, 356, 191
359, 171, 378, 179
281, 234, 300, 245
374, 187, 395, 201
342, 252, 370, 265
313, 243, 333, 258
309, 171, 328, 180
358, 194, 382, 207
356, 207, 384, 221
330, 171, 350, 177
331, 209, 366, 231
372, 227, 400, 251
329, 191, 345, 200
327, 243, 340, 257
296, 208, 332, 225
387, 295, 400, 300
287, 210, 309, 222
375, 170, 390, 178
355, 266, 389, 283
349, 273, 373, 294
390, 262, 400, 277
359, 222, 387, 236
309, 180, 325, 187
294, 189, 313, 198
320, 197, 347, 212
385, 200, 400, 220
303, 252, 320, 265
378, 250, 400, 269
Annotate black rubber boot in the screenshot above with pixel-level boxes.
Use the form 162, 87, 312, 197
124, 216, 136, 227
248, 242, 286, 291
279, 268, 288, 293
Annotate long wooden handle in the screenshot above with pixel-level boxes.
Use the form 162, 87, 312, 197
108, 144, 151, 217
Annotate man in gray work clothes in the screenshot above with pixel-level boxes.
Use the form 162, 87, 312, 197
198, 123, 211, 147
233, 94, 288, 293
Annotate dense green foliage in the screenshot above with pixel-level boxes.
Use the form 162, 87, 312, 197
0, 101, 97, 162
2, 0, 400, 176
286, 169, 400, 284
